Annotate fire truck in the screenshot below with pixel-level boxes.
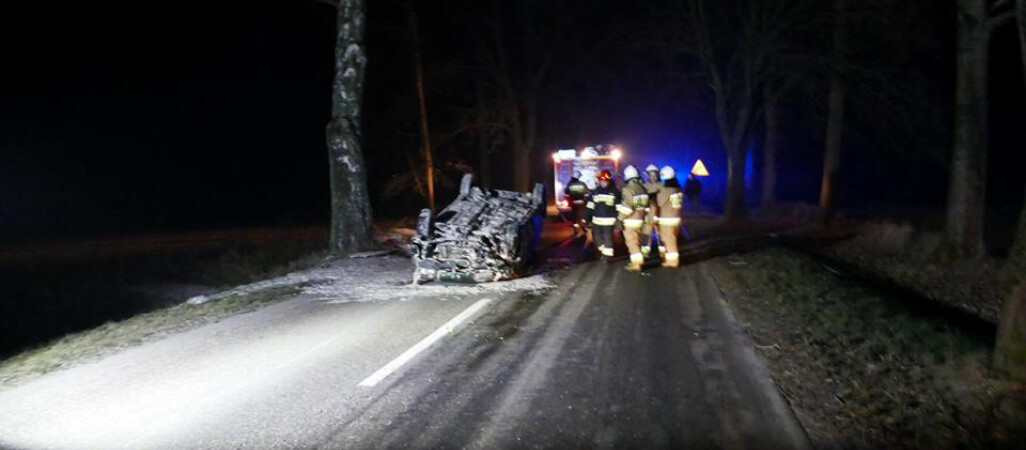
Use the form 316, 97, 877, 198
551, 145, 622, 212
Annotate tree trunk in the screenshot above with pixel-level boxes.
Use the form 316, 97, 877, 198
408, 2, 434, 211
512, 145, 531, 193
1005, 196, 1026, 296
819, 76, 845, 225
714, 83, 754, 222
996, 282, 1026, 380
326, 0, 375, 255
1020, 0, 1026, 81
473, 80, 493, 190
999, 172, 1026, 379
726, 145, 748, 221
944, 0, 990, 258
992, 0, 1026, 382
512, 97, 538, 193
819, 0, 847, 225
479, 133, 493, 190
1007, 0, 1026, 279
761, 93, 779, 210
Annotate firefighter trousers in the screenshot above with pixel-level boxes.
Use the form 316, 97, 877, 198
658, 223, 681, 267
623, 220, 644, 266
592, 224, 615, 258
641, 219, 654, 258
570, 204, 587, 234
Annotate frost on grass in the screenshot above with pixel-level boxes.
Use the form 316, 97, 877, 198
188, 255, 554, 306
710, 248, 1024, 448
828, 221, 1003, 323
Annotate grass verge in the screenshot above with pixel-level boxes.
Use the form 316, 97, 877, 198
0, 231, 329, 359
827, 222, 1004, 323
0, 284, 302, 390
708, 248, 1026, 449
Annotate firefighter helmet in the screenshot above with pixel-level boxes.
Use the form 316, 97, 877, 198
598, 170, 613, 181
623, 165, 640, 180
645, 164, 659, 173
660, 165, 676, 180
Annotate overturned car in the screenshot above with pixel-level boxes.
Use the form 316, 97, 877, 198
411, 174, 545, 284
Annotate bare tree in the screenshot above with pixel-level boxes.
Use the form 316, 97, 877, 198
407, 1, 435, 211
671, 0, 813, 220
1005, 0, 1026, 279
1020, 0, 1026, 93
944, 0, 1014, 257
754, 0, 826, 211
761, 88, 780, 209
326, 0, 375, 254
457, 0, 565, 192
819, 0, 847, 225
994, 0, 1026, 381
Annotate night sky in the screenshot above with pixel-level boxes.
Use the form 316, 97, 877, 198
1, 0, 336, 241
2, 0, 1024, 243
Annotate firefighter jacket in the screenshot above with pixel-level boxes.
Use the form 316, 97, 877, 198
586, 184, 620, 226
643, 180, 663, 197
565, 178, 590, 205
643, 180, 663, 218
655, 178, 684, 227
618, 178, 649, 230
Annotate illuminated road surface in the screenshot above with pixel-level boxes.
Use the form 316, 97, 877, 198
0, 261, 808, 449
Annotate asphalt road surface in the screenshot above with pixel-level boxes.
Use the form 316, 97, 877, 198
0, 258, 808, 449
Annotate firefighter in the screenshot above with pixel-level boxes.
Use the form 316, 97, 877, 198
642, 164, 663, 260
618, 165, 648, 271
656, 165, 684, 268
565, 170, 590, 237
585, 169, 619, 261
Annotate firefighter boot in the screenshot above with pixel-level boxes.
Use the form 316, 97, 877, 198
662, 251, 680, 268
625, 252, 644, 272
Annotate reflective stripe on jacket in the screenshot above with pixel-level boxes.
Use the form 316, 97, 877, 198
586, 184, 620, 225
619, 179, 648, 223
566, 178, 590, 204
643, 180, 663, 219
655, 181, 683, 226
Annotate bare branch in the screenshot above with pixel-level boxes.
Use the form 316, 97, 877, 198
990, 9, 1015, 27
991, 0, 1014, 14
308, 0, 338, 8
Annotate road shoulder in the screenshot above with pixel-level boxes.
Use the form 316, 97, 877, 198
707, 248, 1026, 448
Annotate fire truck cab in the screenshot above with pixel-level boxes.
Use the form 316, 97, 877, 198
551, 145, 622, 212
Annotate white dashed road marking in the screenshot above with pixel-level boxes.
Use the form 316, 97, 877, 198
358, 298, 493, 387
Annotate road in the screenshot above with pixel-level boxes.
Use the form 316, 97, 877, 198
0, 255, 808, 449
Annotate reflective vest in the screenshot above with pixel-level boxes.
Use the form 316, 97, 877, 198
656, 181, 683, 226
586, 184, 620, 226
619, 179, 648, 229
565, 178, 590, 204
643, 180, 664, 221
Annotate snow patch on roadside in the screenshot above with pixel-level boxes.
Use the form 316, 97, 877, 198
306, 256, 554, 303
186, 256, 554, 306
310, 273, 554, 304
185, 270, 325, 305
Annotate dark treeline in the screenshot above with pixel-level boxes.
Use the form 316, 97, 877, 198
0, 0, 1022, 246
368, 0, 1022, 230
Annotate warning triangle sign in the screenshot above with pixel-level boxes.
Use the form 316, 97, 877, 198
691, 159, 710, 176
